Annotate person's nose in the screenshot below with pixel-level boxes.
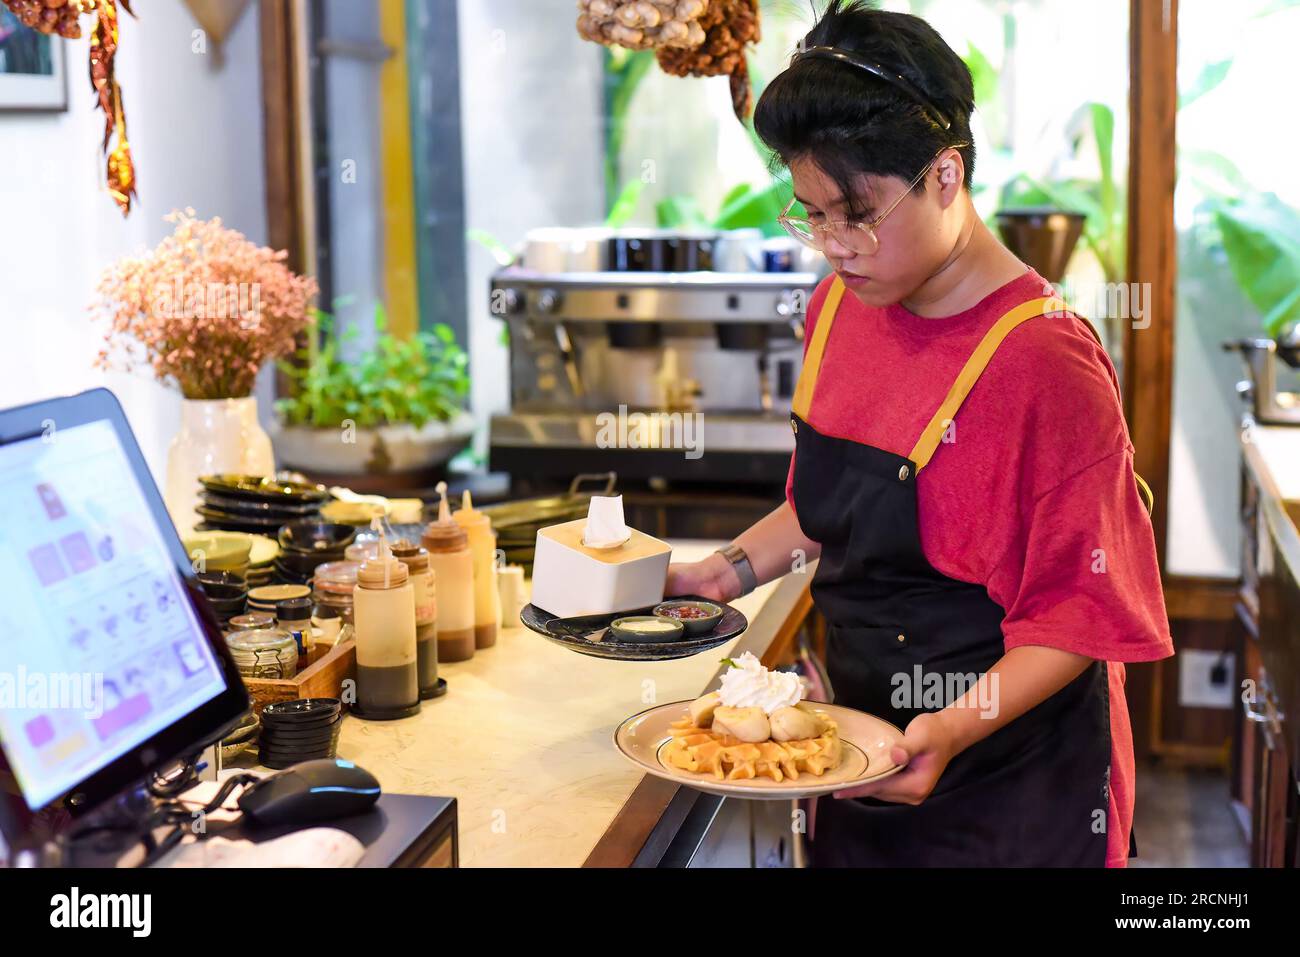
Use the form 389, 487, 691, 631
821, 231, 854, 261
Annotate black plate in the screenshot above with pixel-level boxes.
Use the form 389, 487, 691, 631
259, 749, 337, 768
259, 734, 338, 751
260, 739, 339, 756
201, 490, 324, 516
520, 595, 748, 661
200, 474, 331, 504
257, 717, 340, 738
194, 508, 292, 533
261, 698, 341, 724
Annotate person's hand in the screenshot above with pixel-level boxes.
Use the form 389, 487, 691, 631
664, 552, 738, 602
832, 711, 956, 805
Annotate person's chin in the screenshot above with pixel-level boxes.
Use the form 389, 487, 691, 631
839, 271, 890, 305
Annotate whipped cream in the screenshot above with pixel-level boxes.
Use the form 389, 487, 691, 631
717, 652, 802, 713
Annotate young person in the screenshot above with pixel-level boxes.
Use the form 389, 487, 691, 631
665, 0, 1173, 866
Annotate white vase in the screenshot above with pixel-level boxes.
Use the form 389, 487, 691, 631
165, 396, 275, 535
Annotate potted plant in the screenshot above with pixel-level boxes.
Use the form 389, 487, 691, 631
90, 208, 319, 533
272, 302, 473, 483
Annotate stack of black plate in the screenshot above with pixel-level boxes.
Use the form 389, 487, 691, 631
194, 474, 329, 535
275, 520, 357, 585
258, 698, 343, 769
196, 571, 248, 627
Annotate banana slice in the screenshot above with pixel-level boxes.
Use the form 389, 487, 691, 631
688, 691, 721, 727
769, 705, 821, 742
711, 705, 771, 743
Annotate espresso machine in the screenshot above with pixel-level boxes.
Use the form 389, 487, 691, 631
1224, 335, 1300, 426
488, 228, 826, 529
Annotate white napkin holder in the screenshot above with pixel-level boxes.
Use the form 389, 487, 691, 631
530, 518, 671, 618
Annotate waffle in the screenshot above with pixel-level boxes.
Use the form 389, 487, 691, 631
662, 712, 843, 783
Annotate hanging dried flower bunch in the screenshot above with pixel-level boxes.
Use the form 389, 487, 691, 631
576, 0, 710, 51
655, 0, 760, 120
3, 0, 138, 215
576, 0, 761, 121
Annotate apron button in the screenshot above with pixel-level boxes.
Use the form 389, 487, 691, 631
896, 633, 906, 643
791, 418, 798, 434
898, 465, 910, 481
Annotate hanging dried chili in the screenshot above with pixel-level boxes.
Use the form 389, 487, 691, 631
3, 0, 138, 214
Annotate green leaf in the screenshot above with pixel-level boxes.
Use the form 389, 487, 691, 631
1089, 103, 1116, 219
965, 41, 998, 110
1214, 195, 1300, 336
1179, 148, 1248, 195
656, 195, 709, 229
276, 297, 470, 429
467, 228, 515, 266
604, 49, 656, 206
605, 179, 644, 228
1179, 59, 1232, 110
713, 177, 791, 236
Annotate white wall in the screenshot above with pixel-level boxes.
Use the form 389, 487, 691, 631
456, 0, 606, 445
0, 3, 265, 483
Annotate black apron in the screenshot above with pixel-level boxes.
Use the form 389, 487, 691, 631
791, 279, 1113, 867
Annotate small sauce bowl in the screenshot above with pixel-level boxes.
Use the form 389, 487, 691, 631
609, 615, 685, 643
651, 600, 724, 636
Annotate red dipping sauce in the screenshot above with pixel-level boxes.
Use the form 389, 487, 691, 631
659, 605, 712, 620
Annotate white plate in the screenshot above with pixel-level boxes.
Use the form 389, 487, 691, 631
613, 700, 905, 800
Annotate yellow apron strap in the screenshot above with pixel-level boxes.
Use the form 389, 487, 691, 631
791, 277, 847, 420
908, 296, 1066, 472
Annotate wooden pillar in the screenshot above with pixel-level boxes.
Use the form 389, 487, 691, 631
260, 0, 305, 275
1124, 0, 1179, 569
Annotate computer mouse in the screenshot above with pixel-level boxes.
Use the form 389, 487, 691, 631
237, 759, 381, 827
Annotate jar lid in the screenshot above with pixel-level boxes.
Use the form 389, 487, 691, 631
345, 540, 381, 563
391, 539, 430, 573
314, 560, 359, 584
276, 596, 313, 620
228, 612, 276, 632
249, 583, 312, 604
421, 520, 467, 553
227, 628, 296, 652
357, 556, 409, 589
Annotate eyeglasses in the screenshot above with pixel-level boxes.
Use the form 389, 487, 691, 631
777, 143, 970, 256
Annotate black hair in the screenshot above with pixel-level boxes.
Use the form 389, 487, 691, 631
754, 0, 976, 217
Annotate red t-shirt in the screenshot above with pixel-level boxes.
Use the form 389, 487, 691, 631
788, 269, 1174, 867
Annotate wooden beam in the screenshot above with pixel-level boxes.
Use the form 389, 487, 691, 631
1124, 0, 1179, 569
259, 0, 304, 274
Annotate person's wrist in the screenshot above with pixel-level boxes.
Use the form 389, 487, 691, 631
932, 705, 970, 759
708, 551, 743, 601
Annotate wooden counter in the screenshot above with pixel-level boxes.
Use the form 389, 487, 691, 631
332, 541, 814, 868
1237, 425, 1300, 866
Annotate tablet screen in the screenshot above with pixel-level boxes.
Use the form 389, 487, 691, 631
0, 420, 226, 810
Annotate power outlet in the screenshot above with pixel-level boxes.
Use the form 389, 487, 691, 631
1178, 649, 1234, 710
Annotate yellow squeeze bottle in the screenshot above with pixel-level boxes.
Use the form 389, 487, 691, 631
454, 489, 501, 649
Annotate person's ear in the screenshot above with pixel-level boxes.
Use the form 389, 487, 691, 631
936, 150, 964, 206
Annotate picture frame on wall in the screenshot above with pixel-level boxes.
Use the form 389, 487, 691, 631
0, 9, 68, 112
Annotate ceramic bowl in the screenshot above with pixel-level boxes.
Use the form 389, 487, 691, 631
609, 615, 685, 643
651, 600, 724, 636
196, 571, 248, 602
278, 520, 358, 554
